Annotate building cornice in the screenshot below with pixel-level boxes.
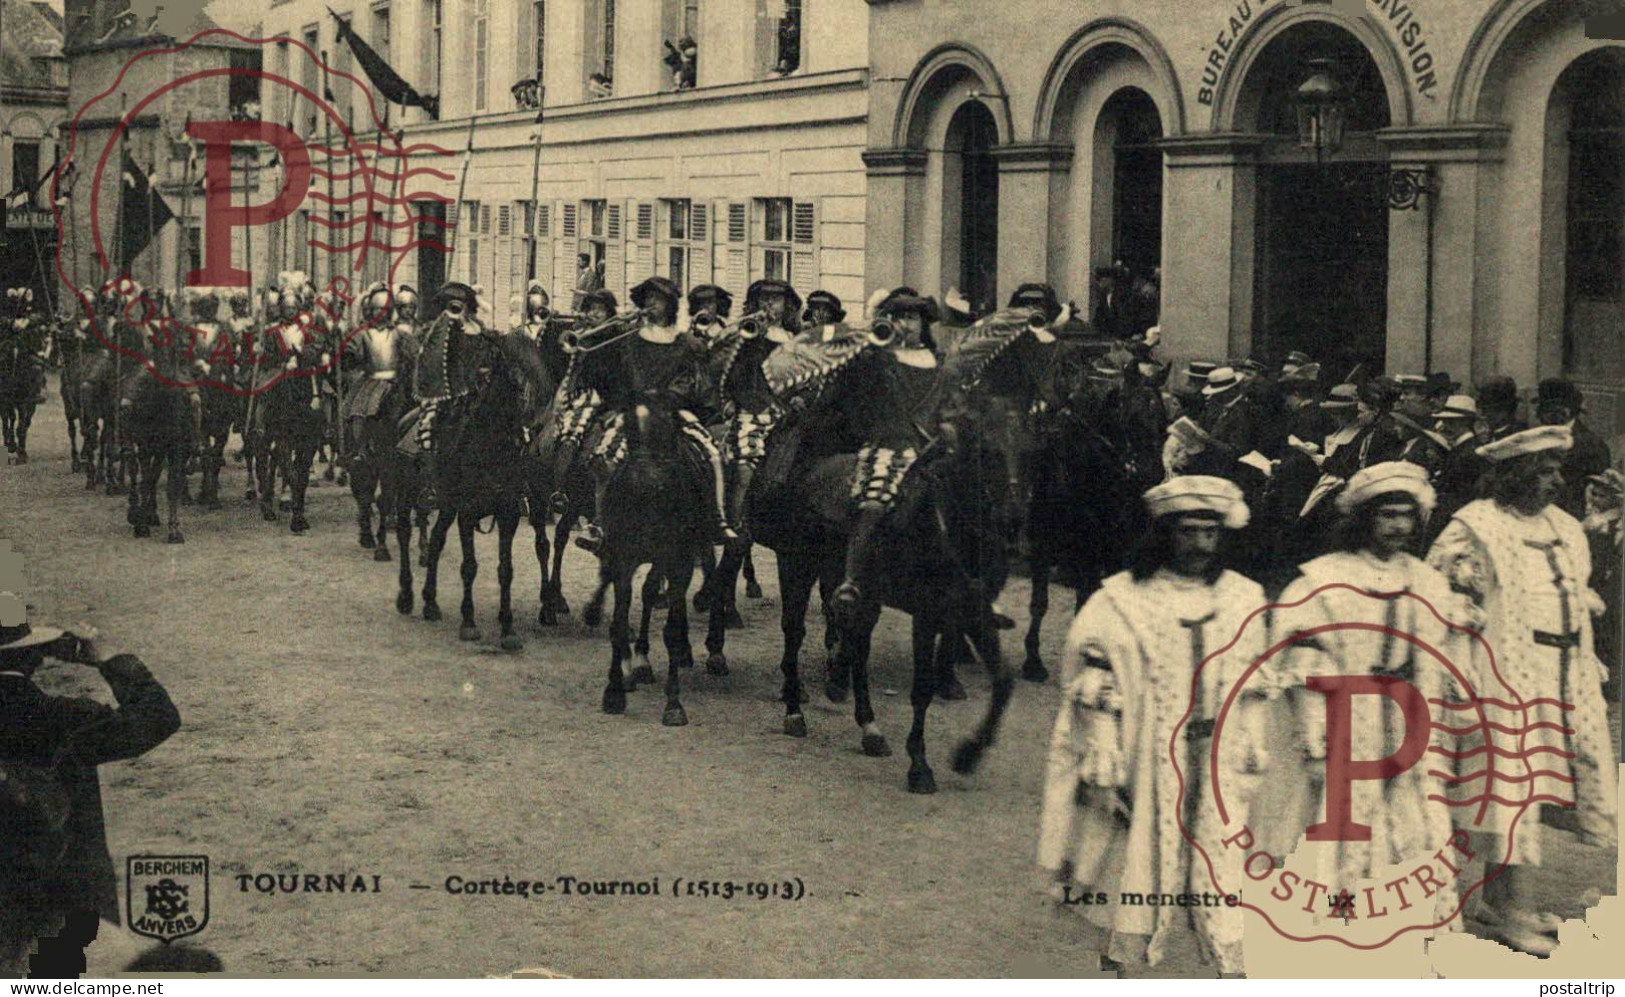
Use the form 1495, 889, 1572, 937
1155, 132, 1268, 167
1375, 124, 1511, 163
861, 147, 927, 176
989, 143, 1073, 172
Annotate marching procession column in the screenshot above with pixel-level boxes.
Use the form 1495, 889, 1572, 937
860, 148, 927, 298
1375, 124, 1510, 382
1154, 133, 1265, 367
989, 143, 1071, 311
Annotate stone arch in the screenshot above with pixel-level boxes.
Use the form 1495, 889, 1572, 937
1032, 17, 1186, 141
892, 43, 1015, 150
1451, 0, 1620, 121
1209, 3, 1413, 132
5, 112, 49, 139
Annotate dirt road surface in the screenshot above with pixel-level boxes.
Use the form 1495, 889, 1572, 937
2, 378, 1613, 977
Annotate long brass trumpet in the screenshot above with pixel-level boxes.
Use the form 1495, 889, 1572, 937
561, 308, 645, 354
537, 307, 582, 324
865, 319, 898, 348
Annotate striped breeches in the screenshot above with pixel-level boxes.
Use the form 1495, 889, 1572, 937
851, 445, 919, 510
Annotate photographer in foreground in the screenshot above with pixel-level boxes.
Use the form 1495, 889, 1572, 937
1, 594, 181, 978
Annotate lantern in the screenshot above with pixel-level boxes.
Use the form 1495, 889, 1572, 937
1294, 59, 1348, 158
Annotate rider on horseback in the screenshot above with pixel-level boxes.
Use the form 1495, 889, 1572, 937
575, 276, 738, 553
715, 279, 801, 540
829, 288, 945, 618
181, 287, 228, 448
412, 282, 505, 498
4, 287, 49, 404
546, 288, 617, 515
341, 282, 416, 452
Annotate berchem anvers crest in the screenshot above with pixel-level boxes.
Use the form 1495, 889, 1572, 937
127, 855, 210, 943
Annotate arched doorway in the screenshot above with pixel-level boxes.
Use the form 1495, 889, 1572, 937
944, 101, 999, 314
1553, 48, 1625, 382
1241, 22, 1393, 376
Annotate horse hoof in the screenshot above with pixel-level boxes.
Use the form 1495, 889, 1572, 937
908, 766, 939, 795
936, 674, 969, 701
396, 591, 414, 615
133, 524, 151, 539
745, 581, 763, 600
359, 533, 375, 549
244, 489, 256, 501
374, 547, 391, 563
705, 653, 729, 677
1021, 659, 1049, 683
825, 679, 849, 704
861, 733, 892, 758
336, 473, 348, 487
722, 608, 744, 630
602, 687, 627, 715
290, 517, 310, 534
167, 531, 184, 545
499, 634, 524, 652
126, 507, 141, 526
692, 590, 711, 613
673, 653, 695, 671
582, 607, 602, 628
13, 454, 25, 465
423, 603, 441, 622
459, 625, 480, 642
323, 467, 335, 482
536, 607, 556, 627
549, 593, 571, 616
784, 714, 807, 738
630, 664, 655, 687
950, 740, 985, 776
662, 705, 689, 727
261, 508, 276, 522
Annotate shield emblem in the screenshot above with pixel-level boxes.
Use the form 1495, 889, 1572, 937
126, 855, 209, 943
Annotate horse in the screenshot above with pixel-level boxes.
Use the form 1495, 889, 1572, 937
254, 340, 327, 533
394, 338, 537, 651
54, 319, 91, 473
595, 404, 713, 725
346, 362, 417, 562
1020, 358, 1165, 680
116, 341, 194, 543
0, 332, 38, 465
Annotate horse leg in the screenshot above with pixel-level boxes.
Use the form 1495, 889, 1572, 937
529, 486, 553, 626
703, 541, 744, 675
548, 513, 572, 617
630, 568, 658, 686
906, 617, 940, 793
422, 509, 452, 621
165, 446, 185, 544
778, 550, 817, 737
288, 434, 315, 533
256, 438, 277, 520
692, 544, 716, 613
416, 505, 431, 568
935, 624, 970, 701
351, 450, 376, 548
497, 511, 522, 651
1022, 558, 1051, 682
601, 565, 633, 715
65, 404, 80, 472
660, 555, 697, 727
743, 544, 763, 599
820, 560, 849, 703
395, 468, 416, 615
582, 572, 609, 629
848, 606, 889, 757
951, 623, 1017, 777
457, 516, 480, 641
371, 450, 394, 561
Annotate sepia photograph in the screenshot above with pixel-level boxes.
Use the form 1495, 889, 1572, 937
0, 0, 1621, 981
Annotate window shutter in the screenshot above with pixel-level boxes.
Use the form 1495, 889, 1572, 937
635, 201, 655, 292
605, 202, 625, 300
689, 200, 712, 287
536, 202, 551, 237
790, 198, 819, 299
622, 199, 644, 292
498, 204, 512, 236
555, 200, 577, 305
655, 202, 670, 280
724, 200, 748, 301
481, 203, 493, 234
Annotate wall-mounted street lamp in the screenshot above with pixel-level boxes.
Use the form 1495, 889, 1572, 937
1294, 58, 1348, 160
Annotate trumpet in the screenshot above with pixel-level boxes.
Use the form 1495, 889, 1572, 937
538, 307, 582, 324
689, 311, 724, 337
865, 319, 898, 348
733, 310, 770, 338
561, 308, 645, 354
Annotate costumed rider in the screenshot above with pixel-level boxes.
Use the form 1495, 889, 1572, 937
341, 282, 416, 453
412, 282, 505, 495
575, 276, 738, 553
5, 287, 49, 404
181, 287, 228, 446
718, 279, 801, 537
547, 288, 619, 515
800, 289, 847, 342
828, 287, 944, 618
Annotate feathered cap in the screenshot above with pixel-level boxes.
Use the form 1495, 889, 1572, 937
1143, 475, 1250, 529
1336, 461, 1436, 516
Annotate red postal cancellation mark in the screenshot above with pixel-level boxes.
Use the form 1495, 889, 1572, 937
54, 28, 457, 396
1177, 582, 1568, 950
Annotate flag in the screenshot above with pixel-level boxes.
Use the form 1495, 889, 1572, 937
49, 160, 78, 205
328, 7, 439, 120
118, 152, 175, 270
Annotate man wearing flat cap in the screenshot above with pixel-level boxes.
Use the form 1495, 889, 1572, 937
1269, 462, 1473, 945
801, 290, 846, 333
542, 289, 620, 514
716, 279, 802, 535
411, 282, 503, 493
1535, 377, 1612, 518
1475, 375, 1525, 443
1036, 476, 1267, 978
1428, 425, 1617, 956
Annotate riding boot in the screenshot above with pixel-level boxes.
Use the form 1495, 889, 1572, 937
698, 445, 740, 545
727, 462, 754, 541
832, 505, 887, 620
550, 438, 580, 515
575, 477, 609, 554
189, 395, 204, 459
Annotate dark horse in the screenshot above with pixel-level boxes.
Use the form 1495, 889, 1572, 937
347, 364, 417, 562
117, 323, 195, 543
0, 331, 38, 465
724, 319, 1052, 792
596, 404, 710, 726
394, 339, 539, 651
1021, 352, 1166, 679
55, 318, 91, 472
255, 342, 327, 533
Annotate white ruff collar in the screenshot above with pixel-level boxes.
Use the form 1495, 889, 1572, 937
895, 348, 937, 369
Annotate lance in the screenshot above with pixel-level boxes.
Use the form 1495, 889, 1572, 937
525, 90, 546, 285
111, 93, 128, 488
443, 113, 477, 302
241, 125, 264, 472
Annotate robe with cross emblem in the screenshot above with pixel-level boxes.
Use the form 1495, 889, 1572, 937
1427, 499, 1617, 865
1271, 550, 1474, 934
1037, 567, 1270, 975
